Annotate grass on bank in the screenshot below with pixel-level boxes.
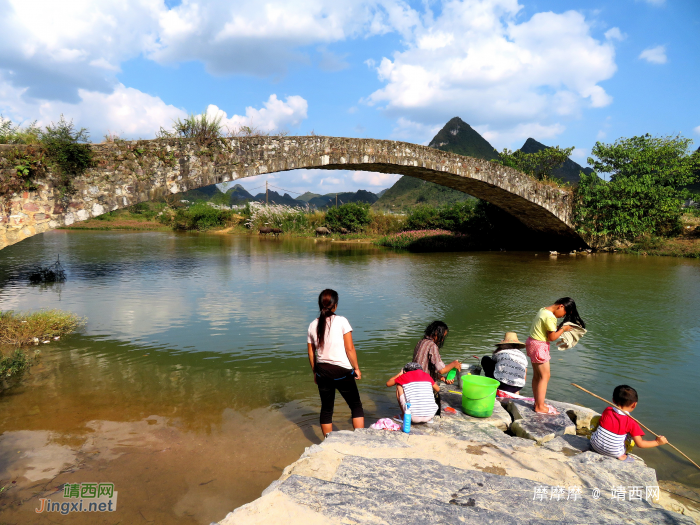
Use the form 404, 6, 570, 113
0, 309, 85, 346
0, 349, 38, 381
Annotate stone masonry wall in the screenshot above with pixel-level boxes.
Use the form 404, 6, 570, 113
0, 136, 583, 250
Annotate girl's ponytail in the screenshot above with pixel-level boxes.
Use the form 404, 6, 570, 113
316, 289, 339, 350
555, 297, 586, 329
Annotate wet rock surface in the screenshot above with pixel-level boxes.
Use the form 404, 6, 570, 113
220, 391, 693, 525
504, 398, 577, 443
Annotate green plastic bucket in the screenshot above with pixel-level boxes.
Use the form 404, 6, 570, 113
461, 376, 499, 418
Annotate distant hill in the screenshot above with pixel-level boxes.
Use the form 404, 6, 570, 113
306, 190, 378, 209
296, 191, 322, 202
428, 117, 499, 160
518, 138, 592, 185
376, 188, 389, 198
225, 184, 254, 205
252, 190, 304, 207
179, 185, 222, 202
374, 117, 493, 210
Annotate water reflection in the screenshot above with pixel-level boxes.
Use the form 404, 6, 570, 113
0, 230, 699, 523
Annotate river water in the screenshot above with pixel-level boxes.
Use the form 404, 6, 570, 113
1, 231, 699, 523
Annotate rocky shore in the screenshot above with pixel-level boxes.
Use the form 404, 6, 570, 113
218, 383, 698, 524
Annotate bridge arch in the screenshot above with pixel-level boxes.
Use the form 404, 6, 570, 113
0, 136, 583, 250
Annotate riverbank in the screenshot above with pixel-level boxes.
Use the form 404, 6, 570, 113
221, 383, 700, 524
62, 207, 700, 258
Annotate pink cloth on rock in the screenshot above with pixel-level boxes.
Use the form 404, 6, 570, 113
369, 418, 401, 431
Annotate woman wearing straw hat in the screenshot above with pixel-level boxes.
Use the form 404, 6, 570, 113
481, 332, 528, 394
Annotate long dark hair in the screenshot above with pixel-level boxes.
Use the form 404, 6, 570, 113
316, 289, 339, 349
424, 320, 449, 348
555, 297, 586, 329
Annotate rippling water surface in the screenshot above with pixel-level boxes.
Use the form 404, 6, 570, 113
1, 230, 699, 523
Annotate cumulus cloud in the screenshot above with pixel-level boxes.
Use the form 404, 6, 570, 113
639, 45, 667, 64
204, 95, 308, 133
0, 77, 185, 139
0, 0, 162, 102
366, 1, 619, 147
351, 171, 401, 187
0, 0, 417, 109
390, 117, 441, 144
694, 125, 700, 135
148, 0, 418, 76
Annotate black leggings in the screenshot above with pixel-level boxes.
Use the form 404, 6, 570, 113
317, 373, 364, 425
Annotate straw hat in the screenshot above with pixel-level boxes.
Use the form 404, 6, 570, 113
495, 332, 525, 347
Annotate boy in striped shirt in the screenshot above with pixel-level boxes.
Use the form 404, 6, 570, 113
590, 385, 667, 461
386, 362, 439, 423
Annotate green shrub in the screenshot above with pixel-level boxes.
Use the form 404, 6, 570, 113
0, 309, 84, 346
574, 134, 700, 242
0, 349, 37, 383
366, 212, 405, 235
244, 202, 312, 233
325, 202, 371, 232
39, 115, 93, 195
173, 202, 233, 231
158, 111, 224, 147
405, 202, 475, 232
497, 145, 573, 184
0, 116, 41, 144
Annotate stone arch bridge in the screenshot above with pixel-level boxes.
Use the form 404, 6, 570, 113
0, 136, 583, 250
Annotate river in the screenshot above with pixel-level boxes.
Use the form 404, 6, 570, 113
1, 230, 699, 523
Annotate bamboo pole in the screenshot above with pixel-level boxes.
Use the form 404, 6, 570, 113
571, 383, 700, 471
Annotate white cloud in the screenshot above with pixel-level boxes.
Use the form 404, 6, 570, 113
604, 28, 626, 41
636, 0, 665, 5
366, 2, 618, 146
569, 148, 588, 162
149, 0, 418, 76
476, 122, 566, 150
0, 77, 185, 139
204, 95, 308, 133
0, 0, 163, 102
222, 168, 394, 197
694, 125, 700, 135
351, 171, 401, 187
639, 45, 667, 64
390, 117, 441, 144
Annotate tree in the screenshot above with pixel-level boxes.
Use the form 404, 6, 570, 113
497, 146, 574, 183
574, 134, 700, 242
325, 202, 371, 232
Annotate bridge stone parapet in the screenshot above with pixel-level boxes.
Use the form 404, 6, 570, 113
0, 136, 583, 250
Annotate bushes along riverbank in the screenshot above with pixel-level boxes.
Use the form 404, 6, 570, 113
0, 309, 84, 390
0, 309, 84, 346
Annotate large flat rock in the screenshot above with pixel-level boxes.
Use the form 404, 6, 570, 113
242, 457, 693, 525
220, 395, 692, 525
440, 383, 512, 431
276, 473, 531, 524
504, 398, 576, 443
450, 464, 693, 525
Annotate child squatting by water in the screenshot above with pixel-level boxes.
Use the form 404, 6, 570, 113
386, 362, 440, 424
590, 385, 668, 461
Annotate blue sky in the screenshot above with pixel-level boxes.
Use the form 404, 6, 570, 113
1, 0, 698, 197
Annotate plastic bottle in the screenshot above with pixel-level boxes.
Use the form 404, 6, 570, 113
445, 369, 457, 382
403, 403, 412, 433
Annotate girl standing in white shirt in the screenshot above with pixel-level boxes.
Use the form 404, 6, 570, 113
307, 289, 364, 437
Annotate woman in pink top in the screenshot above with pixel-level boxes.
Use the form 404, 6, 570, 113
307, 289, 364, 438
